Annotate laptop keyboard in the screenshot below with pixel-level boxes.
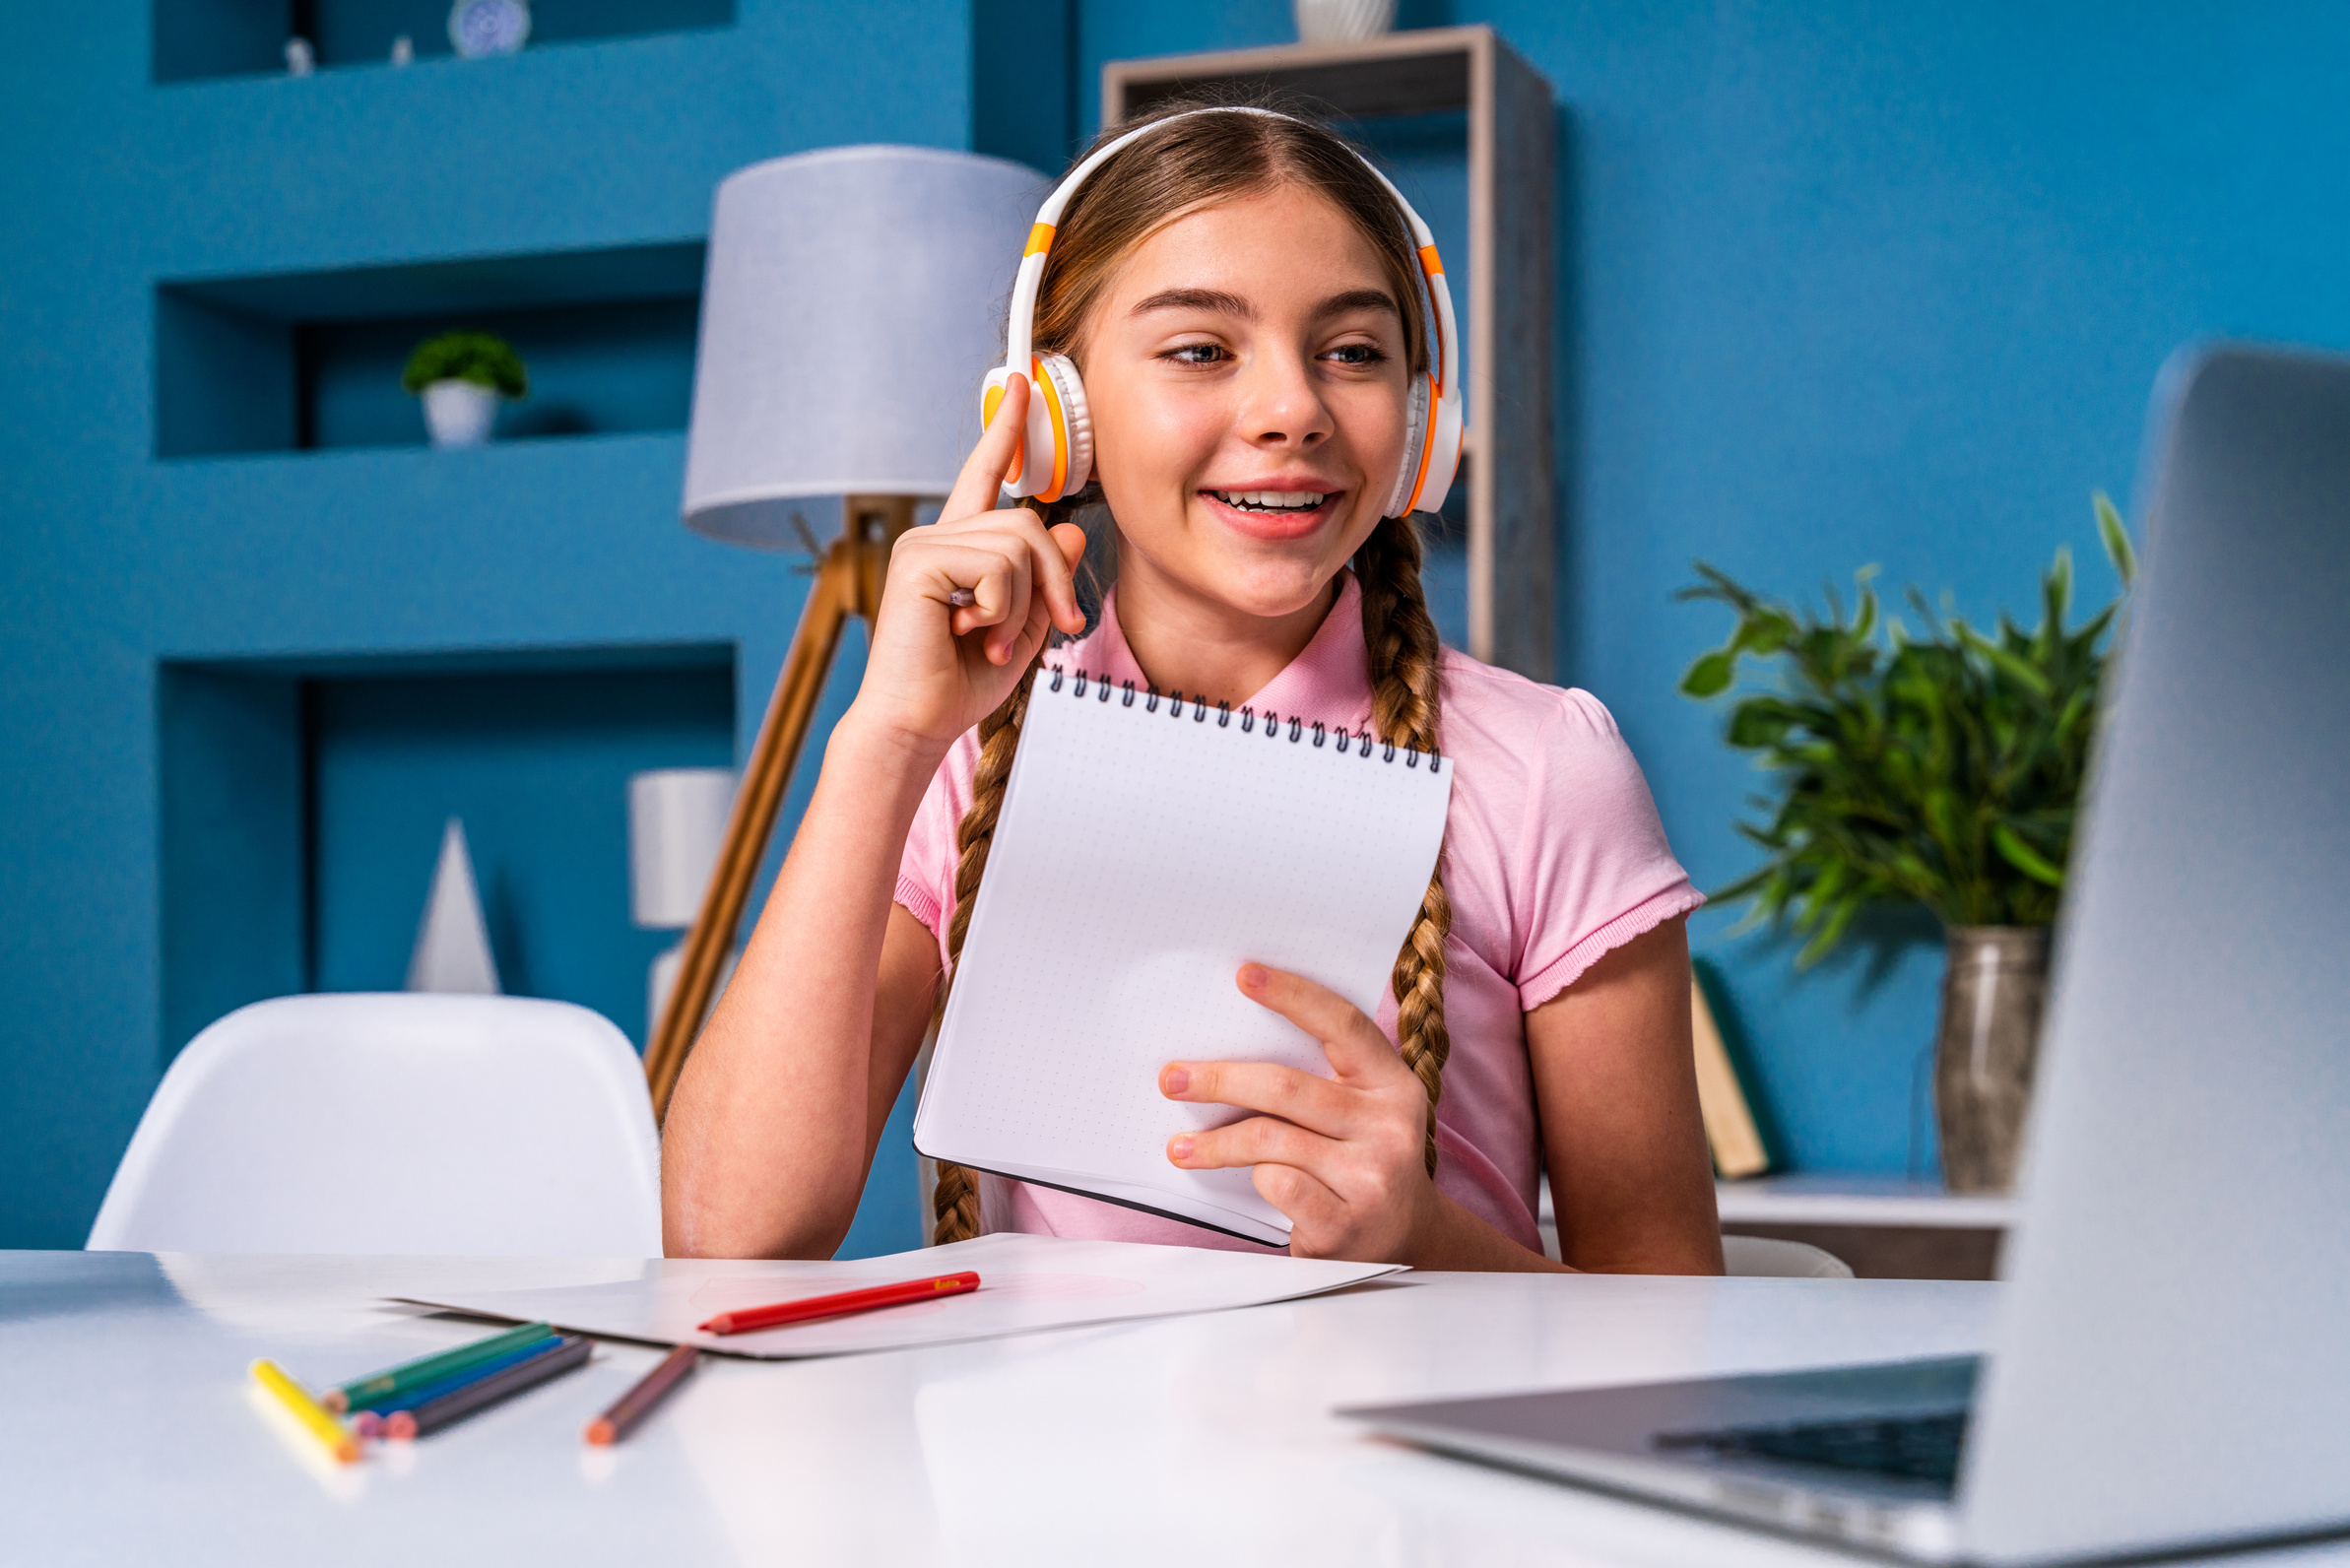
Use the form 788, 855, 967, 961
1656, 1409, 1970, 1487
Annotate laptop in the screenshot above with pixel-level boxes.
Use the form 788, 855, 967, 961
1341, 343, 2350, 1565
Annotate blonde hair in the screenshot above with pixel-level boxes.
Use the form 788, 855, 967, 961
930, 104, 1453, 1246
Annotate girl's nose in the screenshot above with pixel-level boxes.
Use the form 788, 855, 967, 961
1237, 352, 1334, 449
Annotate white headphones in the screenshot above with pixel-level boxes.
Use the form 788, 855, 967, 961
982, 106, 1465, 519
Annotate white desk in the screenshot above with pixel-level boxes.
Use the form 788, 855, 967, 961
2, 1251, 2333, 1567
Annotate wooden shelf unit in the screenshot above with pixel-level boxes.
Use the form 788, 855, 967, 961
1102, 27, 1558, 680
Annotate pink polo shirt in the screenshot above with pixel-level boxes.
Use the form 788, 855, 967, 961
893, 574, 1702, 1253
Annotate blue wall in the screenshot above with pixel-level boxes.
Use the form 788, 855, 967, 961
0, 0, 1000, 1250
1077, 0, 2350, 1172
8, 1, 2348, 1248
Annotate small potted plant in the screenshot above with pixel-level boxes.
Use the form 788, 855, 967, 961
403, 331, 528, 448
1678, 496, 2135, 1192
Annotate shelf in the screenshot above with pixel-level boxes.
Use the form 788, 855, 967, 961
1536, 1174, 2016, 1234
1535, 1173, 2012, 1278
156, 241, 704, 459
154, 0, 736, 85
1713, 1175, 2018, 1231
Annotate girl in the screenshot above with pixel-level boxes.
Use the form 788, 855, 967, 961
663, 106, 1723, 1274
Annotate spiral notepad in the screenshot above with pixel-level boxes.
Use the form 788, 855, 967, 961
912, 667, 1455, 1246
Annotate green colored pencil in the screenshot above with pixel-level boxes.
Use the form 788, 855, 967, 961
325, 1322, 555, 1413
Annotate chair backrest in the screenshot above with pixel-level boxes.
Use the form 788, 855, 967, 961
88, 994, 661, 1256
1720, 1234, 1855, 1279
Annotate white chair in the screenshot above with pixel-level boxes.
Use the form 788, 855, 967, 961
1720, 1233, 1855, 1278
88, 994, 661, 1256
1536, 1185, 1856, 1277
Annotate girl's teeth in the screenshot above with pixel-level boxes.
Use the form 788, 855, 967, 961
1215, 490, 1327, 510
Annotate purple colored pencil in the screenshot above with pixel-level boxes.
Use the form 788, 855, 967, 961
384, 1335, 592, 1440
584, 1344, 698, 1445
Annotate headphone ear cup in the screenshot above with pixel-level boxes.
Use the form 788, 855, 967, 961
1384, 372, 1432, 520
1031, 353, 1092, 502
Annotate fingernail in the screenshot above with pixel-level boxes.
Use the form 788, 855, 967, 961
1163, 1066, 1189, 1095
1168, 1137, 1193, 1163
1238, 963, 1269, 991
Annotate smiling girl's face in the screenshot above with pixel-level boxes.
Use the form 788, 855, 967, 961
1075, 181, 1413, 625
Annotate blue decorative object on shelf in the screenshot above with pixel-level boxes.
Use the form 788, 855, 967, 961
450, 0, 531, 59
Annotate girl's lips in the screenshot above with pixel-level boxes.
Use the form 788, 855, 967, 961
1198, 489, 1345, 542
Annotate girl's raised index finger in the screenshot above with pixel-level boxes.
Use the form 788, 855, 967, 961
943, 372, 1028, 520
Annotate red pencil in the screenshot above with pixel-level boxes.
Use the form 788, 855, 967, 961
697, 1271, 981, 1336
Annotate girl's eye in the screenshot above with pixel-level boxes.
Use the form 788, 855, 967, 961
1165, 343, 1227, 365
1327, 342, 1389, 366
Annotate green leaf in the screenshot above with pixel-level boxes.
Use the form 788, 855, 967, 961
2039, 548, 2072, 664
403, 330, 529, 398
1992, 823, 2066, 886
1957, 621, 2055, 698
1681, 650, 1736, 698
2095, 491, 2137, 587
1738, 610, 1795, 655
1726, 702, 1795, 750
1677, 560, 1763, 613
1796, 891, 1866, 967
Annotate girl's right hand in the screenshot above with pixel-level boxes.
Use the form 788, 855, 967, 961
850, 373, 1090, 755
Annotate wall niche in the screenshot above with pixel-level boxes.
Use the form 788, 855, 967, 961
156, 241, 704, 460
154, 0, 736, 84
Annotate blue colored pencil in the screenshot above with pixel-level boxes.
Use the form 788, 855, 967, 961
357, 1334, 558, 1414
350, 1333, 558, 1436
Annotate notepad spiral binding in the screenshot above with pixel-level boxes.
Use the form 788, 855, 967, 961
1042, 666, 1441, 772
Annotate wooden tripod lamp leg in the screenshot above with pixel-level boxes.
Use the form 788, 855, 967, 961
645, 496, 914, 1122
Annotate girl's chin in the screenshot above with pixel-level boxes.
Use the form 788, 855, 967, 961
1196, 490, 1347, 543
1180, 545, 1357, 622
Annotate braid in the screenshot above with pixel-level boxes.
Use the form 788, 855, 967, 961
1355, 514, 1454, 1175
928, 496, 1087, 1246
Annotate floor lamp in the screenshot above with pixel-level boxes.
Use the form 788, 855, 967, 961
645, 145, 1041, 1120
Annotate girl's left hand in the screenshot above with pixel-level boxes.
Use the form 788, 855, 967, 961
1159, 963, 1437, 1263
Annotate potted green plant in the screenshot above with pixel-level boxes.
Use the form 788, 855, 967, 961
1678, 495, 2135, 1192
403, 331, 528, 448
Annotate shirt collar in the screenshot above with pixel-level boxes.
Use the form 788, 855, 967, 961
1069, 572, 1376, 733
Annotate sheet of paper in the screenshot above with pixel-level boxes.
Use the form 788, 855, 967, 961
915, 670, 1454, 1242
396, 1233, 1406, 1359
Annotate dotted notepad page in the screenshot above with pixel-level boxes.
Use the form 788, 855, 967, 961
913, 672, 1454, 1241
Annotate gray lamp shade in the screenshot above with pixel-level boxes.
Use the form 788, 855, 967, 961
682, 145, 1044, 549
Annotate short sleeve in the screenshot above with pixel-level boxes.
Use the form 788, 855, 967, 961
894, 730, 983, 973
1511, 689, 1704, 1012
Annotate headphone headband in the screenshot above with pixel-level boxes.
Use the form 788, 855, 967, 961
1009, 109, 1456, 399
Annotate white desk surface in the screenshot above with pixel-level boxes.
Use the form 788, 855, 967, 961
5, 1251, 2337, 1568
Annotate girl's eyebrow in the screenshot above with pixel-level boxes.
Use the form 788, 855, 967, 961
1128, 288, 1400, 320
1131, 287, 1253, 318
1315, 289, 1400, 319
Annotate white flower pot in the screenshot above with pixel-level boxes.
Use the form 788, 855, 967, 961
1295, 0, 1396, 44
422, 378, 500, 448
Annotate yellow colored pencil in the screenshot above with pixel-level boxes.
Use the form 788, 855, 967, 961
251, 1359, 360, 1464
